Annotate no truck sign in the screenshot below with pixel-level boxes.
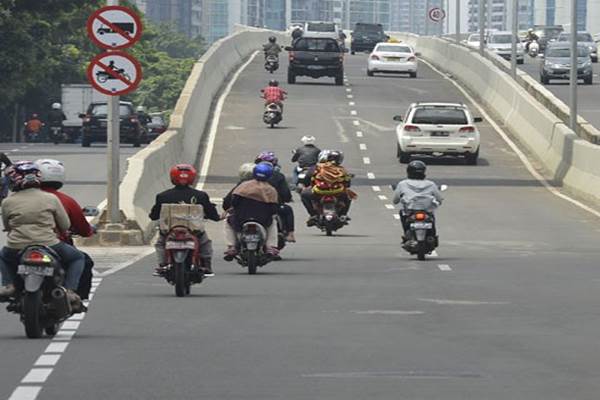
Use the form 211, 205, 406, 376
87, 5, 143, 50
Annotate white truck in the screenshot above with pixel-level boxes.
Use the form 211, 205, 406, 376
61, 84, 106, 140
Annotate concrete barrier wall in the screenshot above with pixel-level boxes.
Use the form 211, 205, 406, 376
120, 27, 287, 241
391, 33, 600, 205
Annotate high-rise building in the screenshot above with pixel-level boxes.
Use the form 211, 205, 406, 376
242, 0, 288, 30
346, 0, 392, 30
390, 0, 444, 35
141, 0, 202, 38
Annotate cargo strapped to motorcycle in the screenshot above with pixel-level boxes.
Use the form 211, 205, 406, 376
159, 204, 205, 233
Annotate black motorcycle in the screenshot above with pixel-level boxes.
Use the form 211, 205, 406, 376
265, 55, 279, 73
263, 103, 282, 128
235, 220, 272, 274
96, 69, 131, 83
48, 125, 66, 145
314, 195, 348, 236
402, 210, 438, 260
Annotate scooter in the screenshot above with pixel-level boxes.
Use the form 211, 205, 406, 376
265, 55, 279, 73
313, 195, 348, 236
263, 103, 282, 128
96, 69, 131, 83
163, 226, 205, 297
235, 220, 273, 274
528, 40, 539, 58
48, 125, 66, 145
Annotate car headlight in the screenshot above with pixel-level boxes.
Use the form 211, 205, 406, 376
582, 60, 592, 68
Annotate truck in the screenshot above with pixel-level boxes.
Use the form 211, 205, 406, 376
61, 84, 107, 141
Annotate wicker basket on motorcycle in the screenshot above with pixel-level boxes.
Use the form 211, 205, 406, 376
159, 204, 205, 233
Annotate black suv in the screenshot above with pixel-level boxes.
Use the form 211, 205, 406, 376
285, 37, 346, 85
351, 22, 388, 54
79, 101, 144, 147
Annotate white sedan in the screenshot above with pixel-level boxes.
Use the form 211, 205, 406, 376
394, 102, 482, 165
464, 33, 481, 49
367, 43, 418, 78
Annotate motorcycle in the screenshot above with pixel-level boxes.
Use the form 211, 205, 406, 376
163, 226, 205, 297
48, 125, 66, 145
235, 220, 272, 274
265, 55, 279, 73
528, 40, 539, 58
293, 165, 311, 193
314, 195, 348, 236
263, 103, 282, 128
2, 246, 86, 338
96, 69, 131, 83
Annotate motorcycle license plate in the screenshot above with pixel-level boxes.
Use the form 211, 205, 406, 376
100, 121, 107, 128
411, 222, 432, 229
18, 265, 54, 276
165, 241, 196, 250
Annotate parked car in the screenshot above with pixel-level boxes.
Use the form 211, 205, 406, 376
367, 43, 418, 77
540, 43, 593, 85
146, 113, 168, 142
79, 101, 145, 147
487, 31, 524, 64
285, 36, 346, 85
394, 103, 482, 165
531, 25, 564, 53
557, 31, 598, 62
351, 22, 388, 54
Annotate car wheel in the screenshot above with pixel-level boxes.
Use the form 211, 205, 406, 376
287, 70, 296, 84
540, 75, 549, 84
593, 57, 598, 63
335, 71, 344, 86
367, 69, 374, 77
351, 50, 356, 55
517, 58, 524, 65
465, 149, 479, 165
584, 75, 593, 85
397, 145, 410, 164
409, 71, 417, 78
82, 137, 91, 147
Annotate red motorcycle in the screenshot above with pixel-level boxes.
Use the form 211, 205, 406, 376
164, 226, 205, 297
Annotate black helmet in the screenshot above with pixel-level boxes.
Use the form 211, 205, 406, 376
407, 160, 426, 179
269, 79, 279, 87
269, 36, 276, 43
319, 150, 344, 165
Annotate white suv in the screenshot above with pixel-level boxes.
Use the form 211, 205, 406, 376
394, 103, 482, 165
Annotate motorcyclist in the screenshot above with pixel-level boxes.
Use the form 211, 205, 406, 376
301, 150, 355, 226
149, 164, 220, 277
263, 36, 282, 59
255, 151, 296, 243
261, 80, 287, 113
222, 162, 280, 261
36, 159, 95, 299
0, 152, 12, 201
24, 113, 43, 141
0, 161, 84, 310
291, 27, 303, 43
291, 135, 321, 185
392, 160, 443, 243
48, 103, 66, 128
135, 105, 152, 126
525, 28, 539, 52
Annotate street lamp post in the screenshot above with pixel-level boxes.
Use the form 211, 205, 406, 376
569, 0, 578, 131
510, 0, 518, 77
479, 0, 485, 55
107, 0, 120, 224
455, 0, 461, 43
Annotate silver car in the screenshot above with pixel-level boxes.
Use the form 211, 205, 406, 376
557, 31, 598, 62
540, 43, 593, 85
487, 31, 525, 64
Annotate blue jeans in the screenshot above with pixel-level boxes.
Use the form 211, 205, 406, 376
0, 242, 85, 290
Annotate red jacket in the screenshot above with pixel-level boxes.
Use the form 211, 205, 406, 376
42, 188, 94, 241
261, 86, 287, 103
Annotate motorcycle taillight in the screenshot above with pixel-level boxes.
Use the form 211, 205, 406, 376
415, 212, 427, 221
245, 224, 257, 234
24, 250, 52, 264
322, 196, 336, 203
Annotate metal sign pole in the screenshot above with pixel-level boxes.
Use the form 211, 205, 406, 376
569, 0, 578, 131
510, 0, 518, 78
107, 0, 120, 224
479, 0, 485, 55
455, 0, 461, 43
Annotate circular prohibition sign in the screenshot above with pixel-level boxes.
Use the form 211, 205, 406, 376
87, 51, 143, 96
87, 5, 143, 50
428, 7, 446, 22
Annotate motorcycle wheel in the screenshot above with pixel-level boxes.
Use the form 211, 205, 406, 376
417, 243, 427, 261
270, 122, 275, 128
174, 262, 188, 297
325, 225, 333, 236
247, 252, 258, 275
23, 291, 44, 339
45, 323, 60, 337
98, 75, 108, 83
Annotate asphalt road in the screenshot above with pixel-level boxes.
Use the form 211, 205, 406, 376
3, 54, 600, 400
519, 55, 600, 128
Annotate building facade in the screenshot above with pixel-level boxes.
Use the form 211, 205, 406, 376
390, 0, 444, 35
142, 0, 203, 38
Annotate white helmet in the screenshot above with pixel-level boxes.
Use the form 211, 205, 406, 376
52, 102, 61, 110
238, 162, 255, 181
318, 150, 331, 163
136, 105, 146, 113
36, 159, 65, 187
301, 135, 315, 145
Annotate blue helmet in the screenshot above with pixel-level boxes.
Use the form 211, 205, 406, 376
253, 162, 273, 181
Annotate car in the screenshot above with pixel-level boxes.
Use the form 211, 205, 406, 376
486, 31, 524, 64
79, 101, 145, 147
303, 21, 339, 39
393, 103, 482, 165
351, 22, 388, 54
146, 113, 168, 142
557, 31, 598, 62
540, 43, 593, 85
367, 43, 417, 77
531, 25, 564, 53
285, 36, 346, 85
464, 33, 482, 49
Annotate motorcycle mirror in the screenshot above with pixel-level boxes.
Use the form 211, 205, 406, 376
415, 52, 422, 57
390, 183, 397, 190
473, 116, 483, 123
393, 115, 403, 122
82, 206, 99, 217
78, 113, 86, 119
284, 46, 293, 51
440, 184, 448, 192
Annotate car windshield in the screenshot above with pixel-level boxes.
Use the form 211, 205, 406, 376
356, 24, 383, 33
558, 33, 593, 42
307, 22, 335, 32
468, 35, 480, 41
376, 45, 411, 53
546, 47, 590, 57
90, 104, 131, 117
412, 108, 468, 125
295, 38, 340, 52
489, 34, 513, 44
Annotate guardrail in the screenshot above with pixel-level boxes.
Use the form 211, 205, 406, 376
119, 26, 288, 242
389, 33, 600, 205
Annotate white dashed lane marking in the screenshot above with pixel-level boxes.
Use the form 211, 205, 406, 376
393, 214, 401, 220
362, 157, 371, 164
21, 369, 53, 384
385, 204, 395, 209
438, 264, 452, 271
372, 186, 381, 192
359, 143, 367, 150
353, 120, 360, 126
347, 94, 353, 99
34, 355, 61, 367
356, 131, 363, 137
367, 172, 376, 179
350, 110, 358, 116
8, 387, 41, 400
378, 195, 388, 200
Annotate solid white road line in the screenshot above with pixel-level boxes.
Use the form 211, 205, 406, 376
356, 131, 363, 137
44, 343, 69, 354
362, 157, 371, 164
8, 387, 42, 400
422, 58, 600, 220
197, 51, 259, 191
21, 369, 53, 384
372, 185, 381, 191
367, 172, 376, 179
95, 248, 154, 277
34, 355, 61, 367
437, 264, 452, 271
359, 143, 367, 150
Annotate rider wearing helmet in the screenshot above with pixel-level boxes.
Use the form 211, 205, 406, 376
301, 150, 354, 226
392, 160, 443, 241
0, 161, 85, 310
263, 36, 282, 58
261, 80, 287, 112
525, 28, 539, 51
149, 164, 220, 277
292, 136, 321, 184
223, 162, 280, 260
254, 151, 296, 243
135, 105, 152, 126
48, 103, 66, 129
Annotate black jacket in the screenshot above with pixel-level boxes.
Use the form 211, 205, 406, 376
149, 186, 220, 221
48, 110, 66, 127
291, 144, 321, 168
269, 170, 292, 203
230, 195, 278, 230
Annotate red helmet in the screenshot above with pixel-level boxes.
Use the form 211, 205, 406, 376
170, 164, 197, 186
